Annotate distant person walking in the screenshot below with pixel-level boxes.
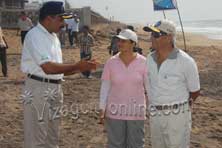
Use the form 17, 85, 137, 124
65, 16, 74, 47
18, 11, 33, 44
127, 25, 143, 55
59, 26, 66, 48
65, 13, 80, 48
108, 28, 121, 56
72, 14, 80, 47
79, 25, 95, 78
0, 26, 8, 77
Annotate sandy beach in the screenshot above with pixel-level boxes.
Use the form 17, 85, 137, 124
0, 23, 222, 148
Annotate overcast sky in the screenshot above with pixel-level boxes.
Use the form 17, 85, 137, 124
32, 0, 222, 24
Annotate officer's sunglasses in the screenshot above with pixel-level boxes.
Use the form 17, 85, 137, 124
151, 31, 168, 38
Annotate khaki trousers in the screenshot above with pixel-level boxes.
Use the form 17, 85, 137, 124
150, 103, 191, 148
22, 78, 63, 148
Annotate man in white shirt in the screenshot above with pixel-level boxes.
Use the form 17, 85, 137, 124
65, 17, 74, 47
143, 19, 200, 148
18, 11, 33, 44
21, 2, 97, 148
65, 14, 79, 47
72, 14, 80, 47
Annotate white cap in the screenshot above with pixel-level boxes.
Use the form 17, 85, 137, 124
116, 29, 138, 43
143, 19, 176, 36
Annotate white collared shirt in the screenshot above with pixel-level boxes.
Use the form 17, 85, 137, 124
21, 23, 63, 80
65, 18, 79, 32
18, 17, 33, 31
65, 18, 74, 30
146, 48, 200, 105
72, 19, 79, 32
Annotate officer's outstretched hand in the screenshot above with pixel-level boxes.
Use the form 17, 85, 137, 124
76, 59, 99, 72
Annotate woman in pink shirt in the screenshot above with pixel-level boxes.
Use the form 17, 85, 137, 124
99, 29, 148, 148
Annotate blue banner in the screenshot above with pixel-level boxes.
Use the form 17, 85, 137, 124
153, 0, 177, 11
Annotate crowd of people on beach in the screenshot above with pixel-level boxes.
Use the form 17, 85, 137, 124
0, 1, 201, 148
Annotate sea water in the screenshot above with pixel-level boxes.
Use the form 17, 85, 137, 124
177, 20, 222, 40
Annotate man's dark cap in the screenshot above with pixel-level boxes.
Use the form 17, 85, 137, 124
40, 1, 72, 19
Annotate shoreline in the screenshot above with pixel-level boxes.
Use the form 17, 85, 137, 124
176, 31, 222, 47
178, 30, 222, 41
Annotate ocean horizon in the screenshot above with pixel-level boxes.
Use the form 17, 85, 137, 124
177, 19, 222, 40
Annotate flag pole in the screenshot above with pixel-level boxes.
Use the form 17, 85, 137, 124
163, 10, 166, 19
175, 0, 187, 52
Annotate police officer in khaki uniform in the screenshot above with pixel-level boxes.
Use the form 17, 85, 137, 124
20, 2, 97, 148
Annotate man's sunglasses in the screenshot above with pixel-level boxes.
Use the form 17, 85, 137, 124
151, 31, 168, 38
